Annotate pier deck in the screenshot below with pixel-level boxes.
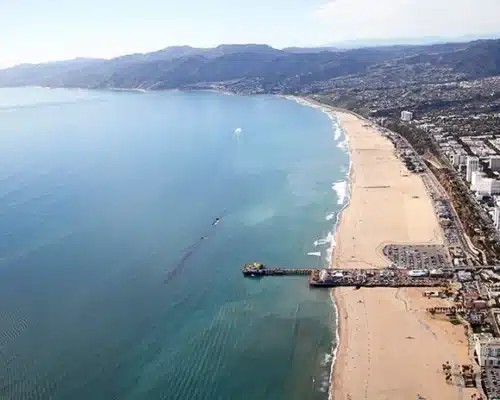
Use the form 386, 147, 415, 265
242, 264, 452, 288
242, 268, 313, 276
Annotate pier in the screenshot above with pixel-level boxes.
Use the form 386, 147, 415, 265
242, 263, 452, 288
242, 264, 313, 277
308, 268, 450, 288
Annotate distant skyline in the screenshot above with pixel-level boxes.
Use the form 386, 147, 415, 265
2, 0, 500, 68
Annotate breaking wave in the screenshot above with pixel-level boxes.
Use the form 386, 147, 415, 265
332, 181, 347, 205
336, 125, 349, 151
283, 95, 351, 400
313, 232, 336, 265
333, 123, 342, 141
337, 137, 348, 150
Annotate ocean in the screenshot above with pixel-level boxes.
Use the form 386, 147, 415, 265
0, 88, 349, 400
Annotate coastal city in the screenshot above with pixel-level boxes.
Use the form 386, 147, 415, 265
339, 111, 500, 399
338, 115, 500, 400
2, 0, 500, 398
243, 105, 500, 399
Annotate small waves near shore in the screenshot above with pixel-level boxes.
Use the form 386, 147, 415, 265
285, 96, 352, 400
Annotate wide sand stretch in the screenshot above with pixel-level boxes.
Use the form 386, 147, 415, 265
330, 111, 476, 399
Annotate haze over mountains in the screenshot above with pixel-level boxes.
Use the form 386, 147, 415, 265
327, 33, 500, 49
1, 39, 500, 94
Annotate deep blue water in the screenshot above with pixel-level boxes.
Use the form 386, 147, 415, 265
0, 88, 349, 400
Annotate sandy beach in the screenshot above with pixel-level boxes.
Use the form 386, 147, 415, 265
329, 110, 477, 399
285, 95, 478, 399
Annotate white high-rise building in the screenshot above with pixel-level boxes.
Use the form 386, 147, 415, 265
472, 174, 489, 193
474, 334, 500, 367
490, 156, 500, 172
466, 156, 479, 183
471, 171, 483, 187
451, 154, 468, 168
450, 154, 461, 167
492, 181, 500, 196
400, 111, 413, 121
471, 172, 500, 196
494, 204, 500, 231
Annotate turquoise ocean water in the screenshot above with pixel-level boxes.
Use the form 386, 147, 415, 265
0, 88, 349, 400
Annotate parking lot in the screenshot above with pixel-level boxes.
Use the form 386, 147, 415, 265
383, 244, 451, 269
434, 199, 461, 245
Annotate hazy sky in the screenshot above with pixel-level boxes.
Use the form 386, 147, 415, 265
1, 0, 500, 68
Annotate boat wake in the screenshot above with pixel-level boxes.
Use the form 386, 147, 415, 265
164, 211, 227, 285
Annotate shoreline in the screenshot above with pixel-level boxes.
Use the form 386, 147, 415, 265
30, 85, 237, 96
333, 110, 475, 399
284, 95, 352, 400
11, 88, 472, 399
326, 119, 352, 400
286, 95, 476, 399
6, 87, 474, 397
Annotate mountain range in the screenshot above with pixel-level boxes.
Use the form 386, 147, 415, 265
1, 40, 500, 94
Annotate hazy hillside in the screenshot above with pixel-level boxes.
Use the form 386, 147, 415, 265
1, 40, 499, 94
403, 40, 500, 79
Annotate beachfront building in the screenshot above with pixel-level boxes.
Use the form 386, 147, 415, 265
466, 156, 479, 182
458, 271, 473, 282
474, 333, 500, 367
471, 171, 484, 187
490, 156, 500, 172
471, 171, 500, 195
450, 154, 468, 168
494, 203, 500, 231
400, 111, 413, 121
488, 179, 500, 196
450, 154, 459, 167
483, 178, 500, 195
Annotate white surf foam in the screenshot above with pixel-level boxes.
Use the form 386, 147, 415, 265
307, 252, 322, 257
314, 232, 337, 264
282, 95, 351, 400
324, 231, 337, 265
321, 352, 333, 367
328, 290, 341, 400
326, 213, 335, 221
333, 123, 342, 141
313, 235, 333, 247
337, 137, 348, 151
336, 121, 350, 151
332, 181, 347, 205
